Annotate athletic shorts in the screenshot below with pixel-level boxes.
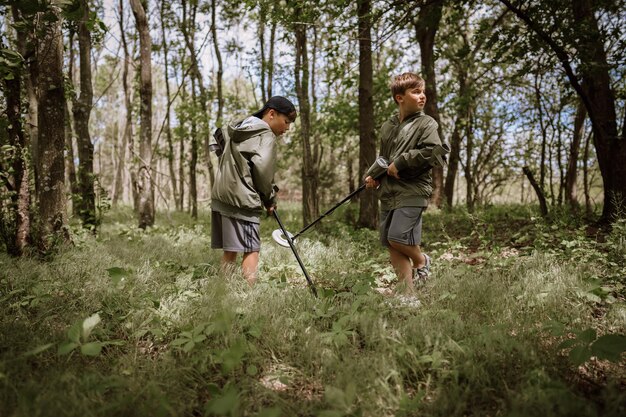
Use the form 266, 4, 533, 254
380, 207, 425, 248
211, 211, 261, 252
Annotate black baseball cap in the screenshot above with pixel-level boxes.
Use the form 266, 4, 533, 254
252, 96, 297, 122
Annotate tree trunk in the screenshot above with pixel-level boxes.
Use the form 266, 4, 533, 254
72, 0, 96, 229
415, 0, 444, 208
114, 0, 133, 208
571, 0, 623, 223
294, 15, 319, 226
565, 98, 585, 210
268, 21, 276, 99
190, 77, 198, 219
179, 0, 215, 188
34, 5, 69, 249
178, 81, 187, 212
356, 0, 377, 229
211, 0, 224, 127
464, 108, 475, 211
583, 132, 592, 215
444, 120, 462, 207
161, 0, 178, 208
523, 166, 549, 217
130, 0, 155, 228
444, 63, 468, 208
64, 30, 79, 212
2, 54, 30, 256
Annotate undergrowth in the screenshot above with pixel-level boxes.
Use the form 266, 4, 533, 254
0, 204, 624, 417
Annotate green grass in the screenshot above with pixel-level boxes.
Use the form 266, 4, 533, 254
0, 204, 624, 417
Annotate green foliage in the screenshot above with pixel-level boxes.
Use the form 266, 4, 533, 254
0, 205, 625, 416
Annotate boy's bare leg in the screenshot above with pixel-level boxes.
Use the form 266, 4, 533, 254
222, 251, 238, 272
389, 240, 426, 269
389, 246, 414, 294
242, 251, 259, 285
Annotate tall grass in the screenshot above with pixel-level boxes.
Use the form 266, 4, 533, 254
0, 204, 624, 416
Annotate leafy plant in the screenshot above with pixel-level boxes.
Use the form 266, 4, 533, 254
57, 313, 123, 356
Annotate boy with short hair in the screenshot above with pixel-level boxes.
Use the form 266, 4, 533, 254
365, 72, 447, 295
211, 96, 297, 285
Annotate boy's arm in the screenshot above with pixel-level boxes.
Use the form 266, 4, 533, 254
249, 135, 278, 207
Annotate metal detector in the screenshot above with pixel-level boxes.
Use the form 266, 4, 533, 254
272, 209, 318, 298
271, 157, 389, 248
271, 144, 449, 248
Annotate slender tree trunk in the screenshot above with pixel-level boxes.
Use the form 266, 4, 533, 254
464, 109, 475, 211
444, 65, 467, 208
211, 0, 224, 127
565, 98, 585, 210
356, 0, 377, 229
190, 78, 198, 219
415, 0, 444, 208
259, 10, 267, 104
444, 120, 462, 207
179, 0, 214, 187
115, 0, 133, 208
583, 132, 592, 215
294, 18, 319, 226
2, 51, 30, 255
72, 0, 96, 229
534, 73, 548, 192
178, 82, 187, 211
161, 0, 178, 208
267, 21, 276, 99
65, 30, 79, 212
523, 166, 549, 216
130, 0, 155, 229
35, 5, 69, 249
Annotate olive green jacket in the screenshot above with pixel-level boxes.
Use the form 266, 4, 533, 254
211, 117, 278, 223
366, 111, 446, 211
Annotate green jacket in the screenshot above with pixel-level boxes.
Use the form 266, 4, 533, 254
366, 111, 445, 210
211, 116, 278, 223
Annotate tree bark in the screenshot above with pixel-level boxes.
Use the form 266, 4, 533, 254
179, 0, 215, 188
160, 0, 178, 208
415, 0, 444, 208
64, 30, 79, 211
130, 0, 155, 228
565, 96, 587, 210
72, 0, 96, 229
190, 77, 198, 219
211, 0, 224, 127
34, 5, 69, 249
523, 166, 549, 217
2, 53, 30, 256
357, 0, 377, 229
294, 14, 319, 226
114, 0, 133, 208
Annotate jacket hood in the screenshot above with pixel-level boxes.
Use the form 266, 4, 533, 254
228, 116, 272, 143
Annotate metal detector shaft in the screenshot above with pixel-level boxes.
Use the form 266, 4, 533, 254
291, 184, 366, 241
273, 210, 318, 298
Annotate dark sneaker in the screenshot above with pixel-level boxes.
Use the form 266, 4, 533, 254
413, 254, 431, 287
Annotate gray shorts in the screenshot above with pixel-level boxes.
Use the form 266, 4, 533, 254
380, 207, 425, 247
211, 211, 261, 252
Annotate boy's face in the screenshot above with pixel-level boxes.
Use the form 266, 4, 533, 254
264, 109, 293, 136
396, 85, 426, 114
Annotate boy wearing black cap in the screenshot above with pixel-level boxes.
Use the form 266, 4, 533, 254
211, 96, 297, 285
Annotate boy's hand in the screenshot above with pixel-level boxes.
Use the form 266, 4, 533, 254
387, 162, 400, 179
266, 204, 276, 215
365, 176, 380, 189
